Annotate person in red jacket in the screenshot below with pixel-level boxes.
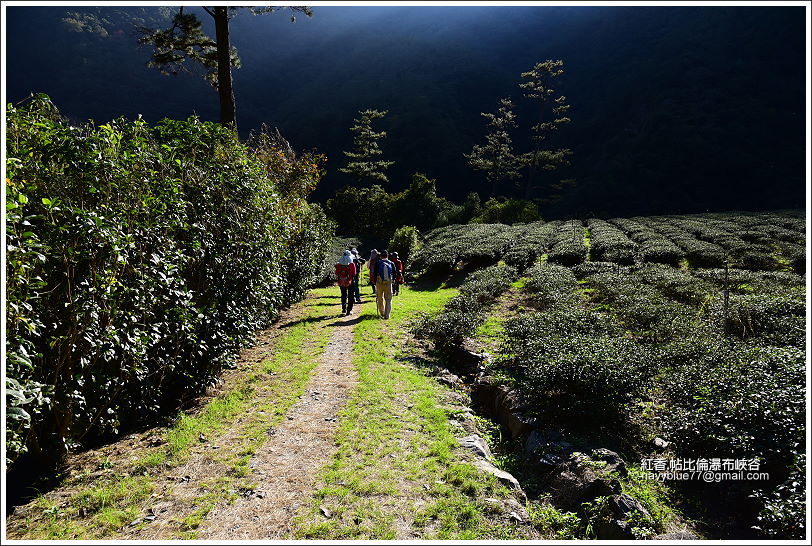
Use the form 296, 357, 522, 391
390, 252, 405, 295
335, 250, 357, 316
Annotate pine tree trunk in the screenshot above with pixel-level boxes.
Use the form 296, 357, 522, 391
214, 7, 236, 129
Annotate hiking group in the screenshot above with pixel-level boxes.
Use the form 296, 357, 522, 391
334, 247, 404, 319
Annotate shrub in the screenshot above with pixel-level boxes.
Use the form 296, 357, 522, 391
523, 262, 581, 309
502, 220, 560, 271
5, 95, 331, 470
633, 263, 714, 306
587, 218, 637, 264
609, 218, 683, 265
752, 452, 806, 539
388, 225, 421, 267
472, 197, 540, 224
500, 316, 657, 421
711, 293, 805, 349
547, 220, 587, 266
316, 237, 361, 286
660, 344, 804, 466
413, 264, 516, 354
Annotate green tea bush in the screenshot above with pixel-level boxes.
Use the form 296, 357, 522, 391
633, 263, 715, 305
660, 344, 804, 466
711, 293, 805, 349
644, 218, 726, 268
500, 316, 657, 421
502, 220, 560, 271
547, 220, 587, 266
587, 218, 637, 264
523, 262, 581, 309
411, 223, 519, 274
413, 264, 516, 353
457, 263, 518, 304
584, 268, 698, 342
752, 452, 805, 539
5, 95, 332, 469
609, 218, 683, 265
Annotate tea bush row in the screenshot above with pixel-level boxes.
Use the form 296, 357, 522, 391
5, 96, 333, 470
411, 223, 520, 274
413, 264, 517, 353
586, 218, 637, 265
608, 218, 684, 265
641, 217, 727, 268
547, 220, 587, 266
499, 270, 656, 421
502, 220, 561, 271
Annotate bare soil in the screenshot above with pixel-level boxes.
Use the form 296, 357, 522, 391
196, 314, 357, 539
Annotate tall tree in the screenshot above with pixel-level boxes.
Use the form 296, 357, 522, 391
464, 98, 524, 197
339, 109, 395, 185
519, 59, 573, 200
137, 6, 312, 129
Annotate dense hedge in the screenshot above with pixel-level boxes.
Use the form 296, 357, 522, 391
5, 95, 334, 469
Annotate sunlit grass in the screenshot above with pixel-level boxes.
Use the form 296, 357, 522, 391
294, 283, 523, 539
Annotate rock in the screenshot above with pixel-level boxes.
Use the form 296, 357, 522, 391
471, 382, 534, 440
446, 390, 470, 405
596, 518, 635, 540
506, 411, 539, 439
503, 497, 530, 521
447, 339, 490, 374
474, 459, 526, 500
536, 453, 565, 472
455, 412, 478, 434
591, 448, 628, 478
542, 454, 621, 511
654, 530, 698, 540
525, 430, 546, 455
653, 437, 670, 450
459, 435, 493, 460
320, 506, 332, 518
609, 493, 652, 521
436, 370, 462, 388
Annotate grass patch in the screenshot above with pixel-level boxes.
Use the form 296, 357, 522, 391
293, 283, 525, 539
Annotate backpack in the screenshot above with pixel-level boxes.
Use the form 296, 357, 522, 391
336, 264, 353, 287
377, 259, 395, 282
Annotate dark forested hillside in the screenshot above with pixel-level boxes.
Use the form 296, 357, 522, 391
5, 5, 806, 217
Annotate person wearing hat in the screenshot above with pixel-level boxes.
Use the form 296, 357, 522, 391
350, 247, 364, 304
390, 251, 404, 296
335, 250, 357, 316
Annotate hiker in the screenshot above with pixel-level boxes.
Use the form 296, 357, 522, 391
370, 249, 396, 319
390, 251, 405, 296
351, 247, 364, 304
335, 250, 357, 316
368, 249, 379, 295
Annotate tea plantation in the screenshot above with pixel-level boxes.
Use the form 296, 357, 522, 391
412, 210, 806, 539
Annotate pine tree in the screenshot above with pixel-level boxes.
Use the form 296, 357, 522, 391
464, 98, 524, 197
519, 59, 573, 200
339, 109, 395, 185
137, 6, 312, 130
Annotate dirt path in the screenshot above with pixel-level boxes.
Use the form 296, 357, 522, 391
195, 312, 358, 539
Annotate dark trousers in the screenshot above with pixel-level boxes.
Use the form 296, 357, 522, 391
352, 275, 361, 301
340, 286, 354, 313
